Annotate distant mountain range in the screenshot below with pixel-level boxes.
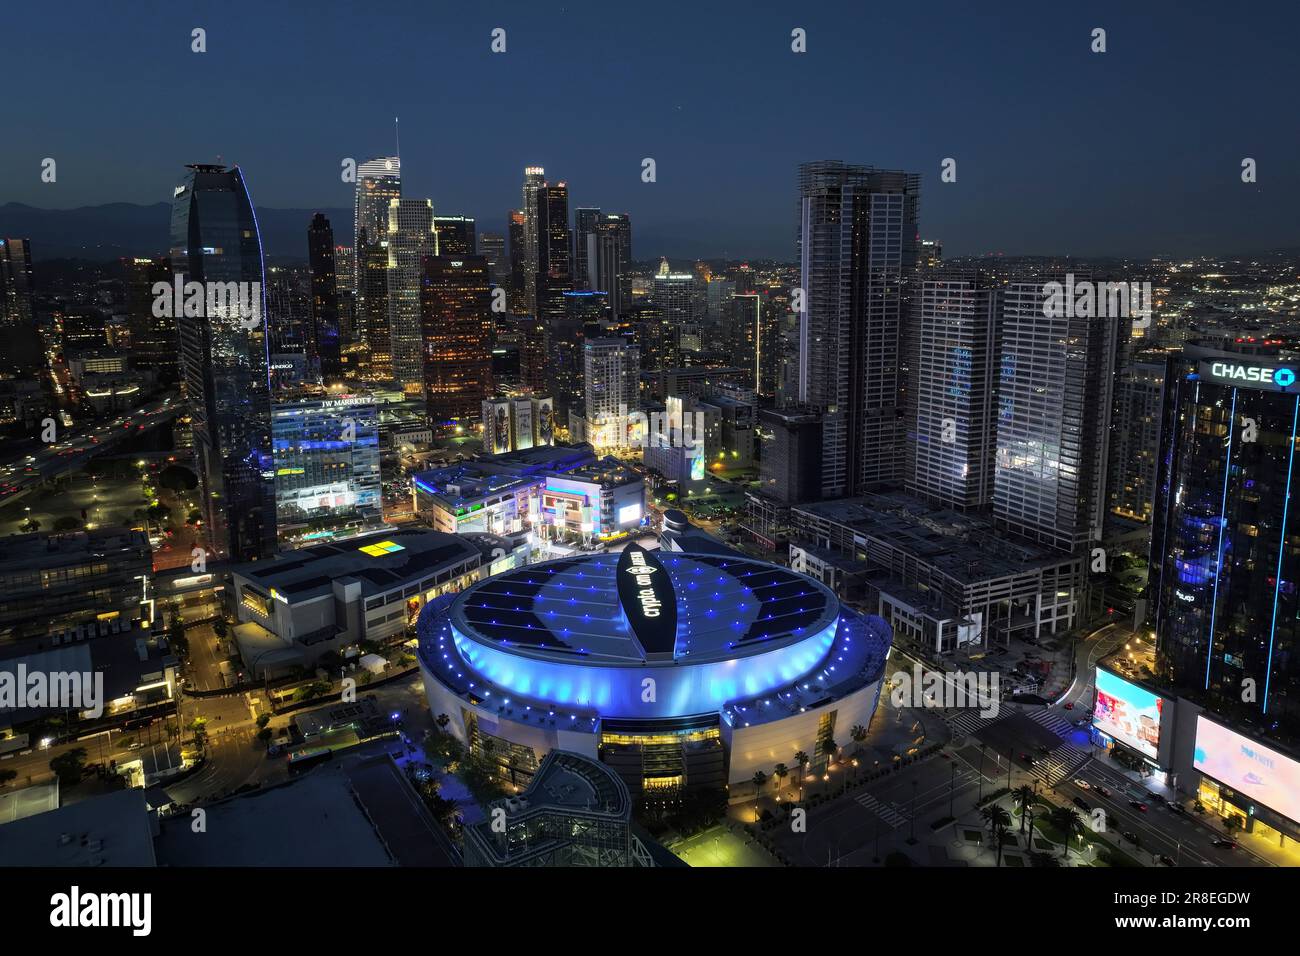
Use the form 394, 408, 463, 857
0, 202, 355, 262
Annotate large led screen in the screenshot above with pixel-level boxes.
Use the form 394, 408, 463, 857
1092, 668, 1163, 760
1194, 716, 1300, 823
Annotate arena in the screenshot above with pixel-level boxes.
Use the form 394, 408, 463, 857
416, 545, 893, 794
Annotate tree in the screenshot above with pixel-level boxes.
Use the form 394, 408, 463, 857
794, 750, 810, 798
255, 713, 271, 730
50, 747, 88, 785
20, 518, 40, 533
819, 737, 838, 764
213, 617, 228, 639
189, 717, 208, 750
1029, 851, 1062, 868
850, 724, 868, 743
1048, 806, 1086, 859
0, 768, 17, 788
435, 713, 451, 732
159, 464, 199, 493
981, 804, 1012, 866
751, 770, 768, 794
773, 762, 789, 795
52, 515, 82, 532
1013, 785, 1036, 834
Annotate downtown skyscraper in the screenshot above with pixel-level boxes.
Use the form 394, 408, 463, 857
170, 164, 276, 561
797, 161, 919, 498
907, 275, 1001, 512
307, 213, 342, 381
387, 198, 437, 396
421, 255, 493, 428
992, 277, 1119, 552
590, 213, 632, 319
520, 165, 546, 315
353, 157, 400, 379
1150, 344, 1300, 738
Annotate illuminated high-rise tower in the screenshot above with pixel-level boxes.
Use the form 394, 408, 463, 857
797, 161, 919, 498
353, 157, 400, 378
421, 256, 493, 429
520, 166, 546, 314
387, 198, 437, 397
169, 163, 276, 561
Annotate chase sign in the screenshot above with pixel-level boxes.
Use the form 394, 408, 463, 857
1200, 360, 1300, 393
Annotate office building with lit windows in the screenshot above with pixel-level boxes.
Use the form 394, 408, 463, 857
420, 255, 493, 430
170, 163, 277, 561
907, 276, 1001, 512
417, 545, 893, 794
270, 393, 383, 544
1150, 344, 1300, 737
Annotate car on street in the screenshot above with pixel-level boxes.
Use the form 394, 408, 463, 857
1063, 702, 1074, 710
1073, 778, 1090, 789
1122, 831, 1140, 844
1094, 785, 1111, 797
1158, 854, 1176, 866
1168, 802, 1186, 814
1072, 796, 1092, 811
1211, 839, 1237, 849
1129, 800, 1149, 812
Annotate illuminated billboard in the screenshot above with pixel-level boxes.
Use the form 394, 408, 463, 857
1093, 668, 1163, 760
1194, 716, 1300, 823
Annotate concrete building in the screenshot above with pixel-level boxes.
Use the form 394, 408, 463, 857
791, 492, 1085, 654
227, 528, 485, 676
0, 528, 152, 649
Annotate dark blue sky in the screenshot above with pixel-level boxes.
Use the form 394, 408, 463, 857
3, 0, 1299, 259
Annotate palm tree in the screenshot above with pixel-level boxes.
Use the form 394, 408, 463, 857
751, 770, 768, 797
1013, 784, 1036, 835
820, 737, 838, 765
1048, 806, 1086, 860
435, 713, 451, 732
794, 750, 810, 799
1029, 851, 1062, 868
773, 762, 789, 796
981, 804, 1013, 867
850, 724, 868, 745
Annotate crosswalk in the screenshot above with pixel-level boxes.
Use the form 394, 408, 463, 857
855, 791, 910, 828
1024, 709, 1093, 785
1027, 709, 1075, 737
946, 708, 1008, 739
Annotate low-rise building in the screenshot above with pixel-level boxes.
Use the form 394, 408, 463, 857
228, 528, 485, 677
791, 491, 1085, 654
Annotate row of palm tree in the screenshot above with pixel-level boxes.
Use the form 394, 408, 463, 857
750, 728, 870, 803
987, 786, 1087, 865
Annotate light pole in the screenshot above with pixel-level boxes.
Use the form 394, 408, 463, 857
978, 743, 986, 802
949, 760, 956, 819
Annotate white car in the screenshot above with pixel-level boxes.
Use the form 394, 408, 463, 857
1073, 778, 1090, 790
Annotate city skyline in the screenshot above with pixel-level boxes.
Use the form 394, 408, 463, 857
4, 0, 1300, 900
4, 1, 1300, 260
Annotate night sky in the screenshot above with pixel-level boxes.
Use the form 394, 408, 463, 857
3, 0, 1298, 259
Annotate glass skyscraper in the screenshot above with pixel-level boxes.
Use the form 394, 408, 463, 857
1151, 343, 1300, 738
170, 163, 276, 561
797, 161, 919, 498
